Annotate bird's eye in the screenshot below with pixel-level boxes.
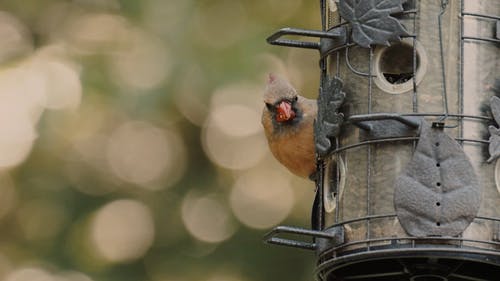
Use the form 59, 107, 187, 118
265, 103, 274, 111
293, 96, 298, 102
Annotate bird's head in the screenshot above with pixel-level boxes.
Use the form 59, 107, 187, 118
264, 73, 299, 123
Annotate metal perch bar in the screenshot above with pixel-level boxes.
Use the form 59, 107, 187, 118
266, 27, 345, 50
263, 225, 340, 250
264, 225, 338, 240
265, 237, 316, 251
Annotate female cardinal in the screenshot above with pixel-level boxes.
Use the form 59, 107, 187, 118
261, 74, 317, 179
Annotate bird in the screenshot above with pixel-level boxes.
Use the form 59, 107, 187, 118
261, 73, 317, 179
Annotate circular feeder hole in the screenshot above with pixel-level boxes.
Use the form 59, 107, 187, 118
381, 44, 418, 84
373, 38, 427, 94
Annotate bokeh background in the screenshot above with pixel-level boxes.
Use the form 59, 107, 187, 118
0, 1, 325, 281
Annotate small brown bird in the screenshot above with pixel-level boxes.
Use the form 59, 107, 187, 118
261, 74, 317, 179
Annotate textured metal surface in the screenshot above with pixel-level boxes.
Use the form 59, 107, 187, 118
314, 76, 346, 157
338, 0, 409, 48
394, 121, 481, 237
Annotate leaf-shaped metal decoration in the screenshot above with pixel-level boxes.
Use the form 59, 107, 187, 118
314, 76, 346, 157
338, 0, 410, 48
394, 121, 481, 237
488, 126, 500, 162
488, 96, 500, 163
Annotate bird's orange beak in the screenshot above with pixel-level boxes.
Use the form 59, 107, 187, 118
276, 100, 295, 122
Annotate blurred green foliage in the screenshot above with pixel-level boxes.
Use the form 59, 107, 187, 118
0, 1, 324, 281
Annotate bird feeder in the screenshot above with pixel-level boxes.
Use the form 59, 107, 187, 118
264, 0, 500, 280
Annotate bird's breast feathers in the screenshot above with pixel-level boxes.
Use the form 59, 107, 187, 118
263, 113, 316, 178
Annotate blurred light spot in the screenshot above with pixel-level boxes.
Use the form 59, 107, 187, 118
202, 118, 266, 170
212, 105, 261, 137
230, 170, 294, 229
159, 129, 187, 189
91, 199, 155, 263
106, 121, 186, 188
174, 64, 209, 126
66, 132, 119, 196
108, 29, 171, 91
255, 53, 288, 78
72, 133, 109, 168
16, 199, 68, 241
62, 99, 118, 196
0, 62, 47, 119
5, 267, 53, 281
0, 174, 17, 220
30, 58, 82, 110
0, 42, 82, 168
181, 193, 236, 243
210, 82, 263, 111
193, 0, 248, 49
0, 11, 33, 64
0, 54, 58, 168
63, 13, 129, 55
202, 82, 266, 170
0, 108, 37, 169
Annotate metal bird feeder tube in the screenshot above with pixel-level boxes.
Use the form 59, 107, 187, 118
264, 0, 500, 280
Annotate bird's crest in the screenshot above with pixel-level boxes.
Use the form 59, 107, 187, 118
264, 74, 297, 105
268, 73, 276, 83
